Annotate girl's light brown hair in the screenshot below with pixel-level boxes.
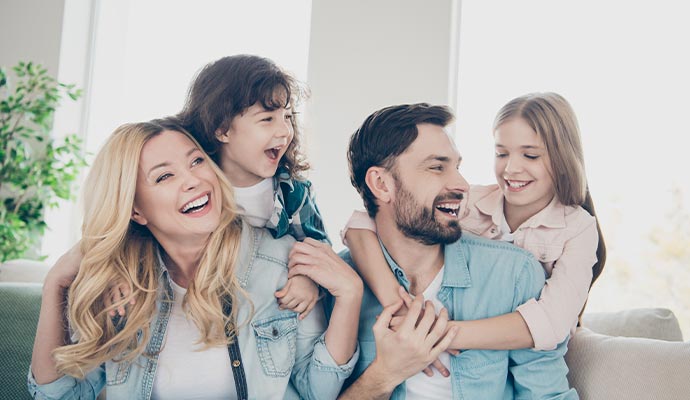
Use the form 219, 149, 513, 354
494, 92, 606, 288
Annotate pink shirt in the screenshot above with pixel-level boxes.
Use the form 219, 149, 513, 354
342, 184, 598, 351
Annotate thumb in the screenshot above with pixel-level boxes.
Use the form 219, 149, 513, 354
275, 279, 292, 298
398, 286, 414, 307
373, 300, 403, 335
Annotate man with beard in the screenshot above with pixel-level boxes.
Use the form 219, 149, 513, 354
331, 104, 576, 399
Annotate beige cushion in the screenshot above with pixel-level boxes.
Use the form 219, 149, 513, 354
0, 259, 50, 283
566, 327, 690, 400
582, 308, 684, 341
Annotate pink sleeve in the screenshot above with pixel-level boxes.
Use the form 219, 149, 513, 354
340, 209, 377, 246
517, 216, 598, 350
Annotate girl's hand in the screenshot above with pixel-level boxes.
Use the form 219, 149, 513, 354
103, 281, 136, 317
287, 238, 363, 301
394, 286, 460, 377
275, 275, 319, 320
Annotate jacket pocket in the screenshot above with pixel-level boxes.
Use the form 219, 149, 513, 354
105, 360, 131, 386
252, 314, 298, 377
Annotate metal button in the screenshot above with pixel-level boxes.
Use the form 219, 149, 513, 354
396, 269, 404, 277
490, 227, 496, 234
232, 360, 241, 368
272, 327, 279, 337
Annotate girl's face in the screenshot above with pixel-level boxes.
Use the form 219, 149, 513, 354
216, 95, 294, 187
132, 130, 222, 246
494, 117, 555, 217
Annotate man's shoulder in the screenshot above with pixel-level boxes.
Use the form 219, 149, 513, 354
338, 248, 356, 268
457, 232, 532, 256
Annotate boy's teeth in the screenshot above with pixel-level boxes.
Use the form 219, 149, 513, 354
182, 194, 209, 212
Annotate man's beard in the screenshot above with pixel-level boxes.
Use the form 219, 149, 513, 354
393, 180, 463, 246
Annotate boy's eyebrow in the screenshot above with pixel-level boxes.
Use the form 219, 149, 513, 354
147, 147, 199, 176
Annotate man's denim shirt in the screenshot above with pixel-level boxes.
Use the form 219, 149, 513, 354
28, 222, 358, 400
333, 233, 578, 400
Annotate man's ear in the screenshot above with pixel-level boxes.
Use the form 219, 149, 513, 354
365, 167, 395, 204
215, 127, 231, 144
131, 206, 147, 226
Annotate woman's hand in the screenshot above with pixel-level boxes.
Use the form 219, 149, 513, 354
287, 238, 363, 301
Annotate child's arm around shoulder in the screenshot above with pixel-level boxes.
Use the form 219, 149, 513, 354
342, 210, 404, 308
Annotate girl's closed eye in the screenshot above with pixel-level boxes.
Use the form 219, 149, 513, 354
524, 154, 540, 160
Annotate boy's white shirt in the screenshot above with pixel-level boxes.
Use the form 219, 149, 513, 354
232, 178, 274, 228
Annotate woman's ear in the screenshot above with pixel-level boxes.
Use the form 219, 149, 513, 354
365, 167, 394, 204
131, 206, 147, 226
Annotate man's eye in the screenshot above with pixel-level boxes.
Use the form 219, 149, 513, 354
262, 117, 273, 122
431, 165, 444, 171
192, 157, 204, 167
495, 153, 507, 158
156, 173, 172, 183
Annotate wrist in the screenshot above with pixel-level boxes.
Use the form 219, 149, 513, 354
367, 358, 403, 393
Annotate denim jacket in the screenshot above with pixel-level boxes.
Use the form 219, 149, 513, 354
333, 233, 578, 400
28, 222, 358, 400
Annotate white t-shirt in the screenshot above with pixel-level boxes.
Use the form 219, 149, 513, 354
498, 212, 515, 242
405, 266, 453, 399
151, 279, 236, 400
232, 178, 274, 228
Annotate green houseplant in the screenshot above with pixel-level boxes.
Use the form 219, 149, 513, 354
0, 61, 87, 262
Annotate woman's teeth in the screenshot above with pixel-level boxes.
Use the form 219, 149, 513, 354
182, 194, 209, 213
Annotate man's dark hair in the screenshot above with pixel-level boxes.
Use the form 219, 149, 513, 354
347, 103, 454, 217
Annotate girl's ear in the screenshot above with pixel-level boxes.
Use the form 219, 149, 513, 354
215, 128, 231, 144
131, 206, 147, 226
365, 167, 395, 204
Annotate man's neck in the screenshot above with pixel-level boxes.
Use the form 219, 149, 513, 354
376, 215, 444, 296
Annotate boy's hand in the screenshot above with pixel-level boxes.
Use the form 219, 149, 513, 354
275, 275, 319, 320
103, 280, 136, 317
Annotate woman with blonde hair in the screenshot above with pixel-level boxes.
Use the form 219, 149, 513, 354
28, 119, 362, 399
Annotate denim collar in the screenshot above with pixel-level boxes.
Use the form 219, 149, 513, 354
378, 236, 473, 291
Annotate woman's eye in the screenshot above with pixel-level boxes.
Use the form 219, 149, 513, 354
285, 114, 293, 120
525, 154, 540, 160
191, 157, 204, 167
156, 173, 172, 183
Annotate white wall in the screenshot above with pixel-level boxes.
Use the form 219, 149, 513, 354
306, 0, 460, 249
0, 0, 65, 76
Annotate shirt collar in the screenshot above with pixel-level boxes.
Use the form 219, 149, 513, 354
378, 237, 472, 291
475, 186, 505, 228
522, 195, 567, 229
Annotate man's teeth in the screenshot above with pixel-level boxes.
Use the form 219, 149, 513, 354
435, 203, 460, 216
507, 180, 528, 188
182, 194, 209, 213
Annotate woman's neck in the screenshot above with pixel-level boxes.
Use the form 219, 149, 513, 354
160, 243, 205, 288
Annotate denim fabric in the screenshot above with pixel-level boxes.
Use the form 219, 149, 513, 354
331, 233, 578, 400
28, 221, 357, 400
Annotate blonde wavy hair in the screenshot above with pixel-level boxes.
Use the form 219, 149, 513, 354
52, 119, 245, 378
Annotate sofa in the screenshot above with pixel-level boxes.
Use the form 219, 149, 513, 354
2, 259, 689, 399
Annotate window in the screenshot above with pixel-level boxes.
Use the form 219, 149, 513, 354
42, 0, 313, 260
455, 0, 690, 336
